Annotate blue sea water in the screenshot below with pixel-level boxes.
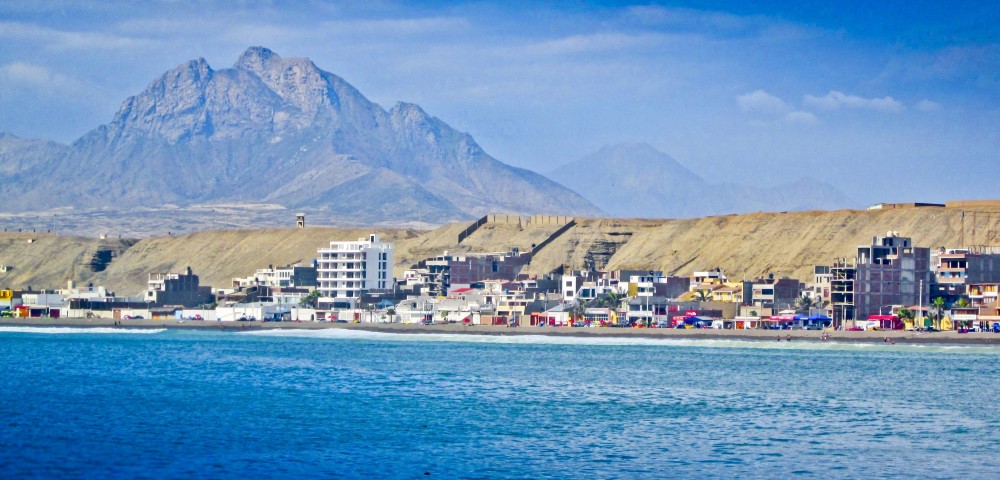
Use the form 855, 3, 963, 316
0, 327, 998, 479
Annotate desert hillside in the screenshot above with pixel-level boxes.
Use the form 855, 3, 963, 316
0, 206, 997, 295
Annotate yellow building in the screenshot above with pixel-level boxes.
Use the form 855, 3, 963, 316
711, 283, 744, 303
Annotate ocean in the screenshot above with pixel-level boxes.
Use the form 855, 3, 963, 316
0, 327, 997, 478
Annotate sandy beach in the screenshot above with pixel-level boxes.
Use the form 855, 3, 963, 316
1, 317, 997, 345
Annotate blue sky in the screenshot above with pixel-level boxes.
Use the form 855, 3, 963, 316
1, 1, 997, 205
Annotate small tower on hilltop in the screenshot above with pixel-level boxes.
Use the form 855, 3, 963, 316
296, 213, 305, 229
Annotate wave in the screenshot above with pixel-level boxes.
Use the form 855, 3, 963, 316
0, 327, 167, 335
238, 328, 1000, 354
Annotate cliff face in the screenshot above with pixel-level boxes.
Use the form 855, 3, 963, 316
0, 47, 600, 224
1, 206, 996, 295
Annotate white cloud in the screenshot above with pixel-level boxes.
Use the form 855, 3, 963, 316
784, 111, 819, 124
620, 5, 817, 42
0, 21, 154, 50
522, 33, 661, 57
0, 61, 80, 93
737, 90, 791, 115
915, 99, 941, 112
625, 5, 752, 31
319, 17, 469, 36
803, 90, 904, 113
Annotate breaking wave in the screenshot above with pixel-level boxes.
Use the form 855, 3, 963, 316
0, 327, 167, 335
238, 328, 1000, 354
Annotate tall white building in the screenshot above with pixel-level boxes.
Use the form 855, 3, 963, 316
317, 234, 394, 307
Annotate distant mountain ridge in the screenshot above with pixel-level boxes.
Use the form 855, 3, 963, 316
0, 47, 599, 223
547, 143, 855, 218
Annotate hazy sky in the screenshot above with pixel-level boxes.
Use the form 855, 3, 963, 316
1, 1, 997, 205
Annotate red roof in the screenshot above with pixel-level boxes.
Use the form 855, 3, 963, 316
452, 287, 474, 294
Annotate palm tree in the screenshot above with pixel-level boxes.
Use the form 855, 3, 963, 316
794, 295, 815, 314
931, 297, 946, 329
896, 307, 914, 329
571, 301, 587, 326
795, 294, 829, 315
600, 290, 626, 325
299, 290, 320, 308
603, 290, 625, 310
952, 298, 970, 329
694, 290, 711, 302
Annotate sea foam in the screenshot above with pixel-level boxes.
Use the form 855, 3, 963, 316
0, 327, 167, 335
238, 328, 1000, 354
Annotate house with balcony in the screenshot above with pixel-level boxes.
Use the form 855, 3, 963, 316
316, 234, 394, 309
626, 295, 671, 326
233, 264, 317, 289
805, 265, 832, 309
145, 267, 213, 308
745, 276, 801, 311
711, 284, 743, 303
829, 232, 932, 325
691, 269, 727, 289
932, 248, 1000, 302
967, 283, 999, 308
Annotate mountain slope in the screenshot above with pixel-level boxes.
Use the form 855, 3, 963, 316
547, 142, 854, 218
547, 143, 706, 217
0, 133, 68, 176
2, 204, 994, 294
0, 47, 599, 223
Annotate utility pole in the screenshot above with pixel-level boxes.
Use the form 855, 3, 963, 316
918, 278, 923, 328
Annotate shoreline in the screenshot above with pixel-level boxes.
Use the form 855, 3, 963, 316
1, 317, 997, 345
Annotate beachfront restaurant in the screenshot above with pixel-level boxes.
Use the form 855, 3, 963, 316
734, 316, 761, 329
864, 314, 903, 330
671, 315, 713, 328
764, 315, 796, 330
791, 314, 833, 329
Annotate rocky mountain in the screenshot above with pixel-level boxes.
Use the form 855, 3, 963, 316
547, 143, 855, 218
0, 47, 599, 224
0, 133, 68, 176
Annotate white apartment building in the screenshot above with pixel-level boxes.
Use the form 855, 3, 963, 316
317, 234, 394, 307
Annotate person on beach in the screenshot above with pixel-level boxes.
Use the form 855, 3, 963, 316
786, 334, 791, 342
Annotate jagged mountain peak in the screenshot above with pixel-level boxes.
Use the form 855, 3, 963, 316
0, 46, 600, 223
390, 102, 434, 127
234, 46, 279, 70
158, 57, 214, 89
233, 47, 347, 116
234, 46, 321, 80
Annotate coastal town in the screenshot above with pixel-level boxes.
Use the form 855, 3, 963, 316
2, 212, 999, 335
